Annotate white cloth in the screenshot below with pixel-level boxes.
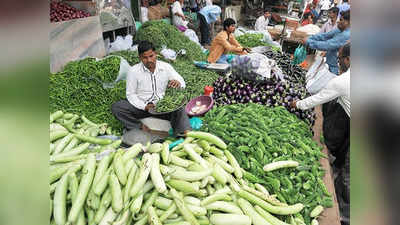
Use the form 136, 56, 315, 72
206, 0, 213, 6
140, 7, 148, 23
297, 69, 350, 117
172, 1, 188, 27
126, 61, 186, 110
254, 15, 269, 31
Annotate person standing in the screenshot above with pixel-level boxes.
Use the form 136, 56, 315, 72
291, 42, 350, 225
319, 6, 339, 33
254, 8, 271, 31
198, 5, 221, 45
111, 41, 191, 136
207, 18, 250, 64
172, 0, 189, 29
301, 10, 350, 75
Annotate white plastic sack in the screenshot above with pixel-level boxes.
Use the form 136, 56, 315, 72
297, 24, 321, 35
184, 29, 201, 46
246, 53, 275, 79
234, 26, 247, 37
109, 35, 133, 53
306, 55, 324, 81
160, 45, 177, 61
306, 62, 337, 94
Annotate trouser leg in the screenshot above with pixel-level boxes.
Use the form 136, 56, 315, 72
323, 101, 350, 165
198, 13, 210, 45
111, 99, 151, 130
169, 108, 192, 135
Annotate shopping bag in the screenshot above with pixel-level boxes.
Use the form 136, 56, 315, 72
306, 62, 337, 94
292, 44, 307, 65
305, 55, 324, 81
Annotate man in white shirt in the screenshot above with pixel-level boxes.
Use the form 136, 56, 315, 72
291, 42, 350, 118
319, 6, 338, 33
172, 0, 189, 29
254, 8, 271, 32
291, 42, 350, 225
111, 41, 191, 135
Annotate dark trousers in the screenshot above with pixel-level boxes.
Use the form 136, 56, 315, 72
111, 100, 191, 135
198, 13, 210, 45
322, 100, 350, 168
322, 100, 350, 225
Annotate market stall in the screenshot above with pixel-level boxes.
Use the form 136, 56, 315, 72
49, 15, 343, 225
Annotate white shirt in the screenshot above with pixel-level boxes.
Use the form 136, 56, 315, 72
254, 15, 269, 31
140, 7, 148, 23
172, 1, 189, 27
297, 69, 350, 117
126, 61, 186, 110
319, 19, 337, 33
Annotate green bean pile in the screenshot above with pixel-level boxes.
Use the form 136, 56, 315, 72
236, 33, 281, 51
155, 88, 186, 113
135, 20, 207, 61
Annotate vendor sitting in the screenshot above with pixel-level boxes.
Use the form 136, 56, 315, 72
111, 40, 191, 136
207, 18, 250, 64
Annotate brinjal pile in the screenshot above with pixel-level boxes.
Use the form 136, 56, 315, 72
213, 50, 316, 126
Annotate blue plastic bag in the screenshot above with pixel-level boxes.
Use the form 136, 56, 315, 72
292, 45, 307, 65
190, 117, 203, 130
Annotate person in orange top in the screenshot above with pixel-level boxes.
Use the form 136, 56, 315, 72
207, 18, 250, 64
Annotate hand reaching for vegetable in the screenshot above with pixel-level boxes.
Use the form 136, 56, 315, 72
243, 47, 251, 53
168, 80, 181, 88
145, 103, 155, 112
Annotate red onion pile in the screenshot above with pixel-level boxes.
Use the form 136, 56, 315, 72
50, 1, 91, 22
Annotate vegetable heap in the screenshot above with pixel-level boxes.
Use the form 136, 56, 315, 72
50, 1, 91, 23
49, 50, 219, 131
213, 75, 315, 126
202, 104, 333, 224
50, 55, 133, 134
155, 88, 186, 113
135, 21, 206, 61
236, 33, 280, 51
50, 110, 325, 225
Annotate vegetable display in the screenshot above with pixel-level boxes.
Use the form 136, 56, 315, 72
201, 104, 333, 224
50, 1, 91, 23
135, 20, 206, 61
49, 55, 132, 134
50, 111, 327, 225
50, 50, 219, 130
213, 49, 315, 125
154, 60, 219, 112
236, 33, 280, 51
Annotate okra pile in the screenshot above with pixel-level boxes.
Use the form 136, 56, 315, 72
202, 104, 333, 224
50, 110, 324, 225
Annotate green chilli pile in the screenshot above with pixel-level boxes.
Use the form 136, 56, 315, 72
135, 20, 206, 61
236, 33, 281, 51
49, 54, 136, 134
50, 109, 324, 225
201, 104, 333, 224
